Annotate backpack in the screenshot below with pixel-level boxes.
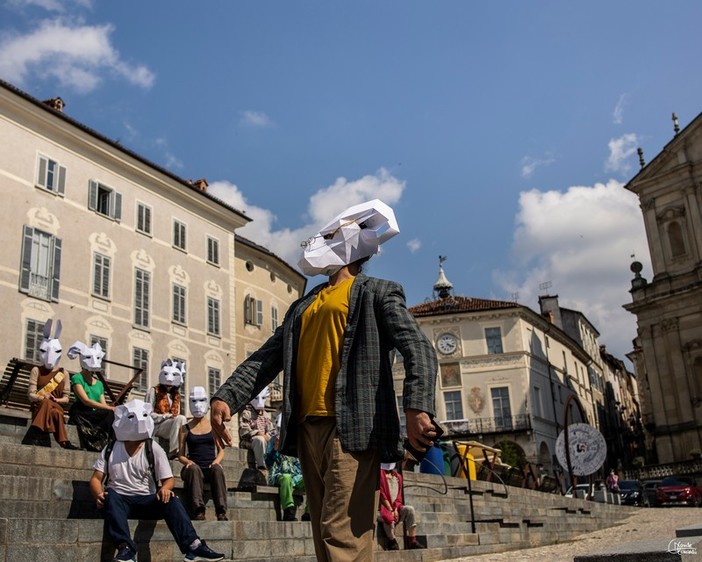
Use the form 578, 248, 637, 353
103, 438, 159, 488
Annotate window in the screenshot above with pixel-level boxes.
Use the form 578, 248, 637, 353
207, 237, 219, 265
172, 284, 187, 325
92, 253, 111, 299
533, 386, 543, 418
271, 305, 278, 331
136, 203, 152, 235
668, 221, 686, 257
562, 351, 568, 374
485, 327, 503, 354
173, 220, 187, 251
444, 391, 464, 420
134, 268, 151, 328
24, 319, 45, 363
208, 367, 221, 396
88, 180, 122, 220
19, 226, 62, 302
36, 155, 65, 195
244, 295, 263, 327
208, 297, 221, 336
132, 347, 149, 391
173, 357, 187, 416
396, 395, 407, 438
492, 387, 513, 430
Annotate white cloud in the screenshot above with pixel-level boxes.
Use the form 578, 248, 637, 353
407, 238, 421, 253
605, 133, 638, 174
208, 168, 406, 266
0, 19, 154, 93
240, 110, 273, 128
494, 180, 651, 361
521, 153, 555, 178
613, 94, 628, 125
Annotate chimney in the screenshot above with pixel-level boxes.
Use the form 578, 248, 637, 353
42, 97, 65, 112
538, 294, 563, 329
188, 178, 208, 191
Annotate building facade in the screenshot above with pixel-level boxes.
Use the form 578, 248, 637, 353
624, 111, 702, 463
0, 79, 304, 414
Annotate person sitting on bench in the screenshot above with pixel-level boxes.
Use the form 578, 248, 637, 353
378, 462, 423, 550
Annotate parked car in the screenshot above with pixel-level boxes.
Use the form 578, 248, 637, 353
655, 475, 702, 507
565, 483, 595, 499
642, 479, 662, 507
618, 479, 645, 506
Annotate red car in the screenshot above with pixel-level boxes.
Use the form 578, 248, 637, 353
656, 475, 702, 507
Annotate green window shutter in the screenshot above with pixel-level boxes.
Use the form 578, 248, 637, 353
19, 225, 34, 293
51, 237, 62, 302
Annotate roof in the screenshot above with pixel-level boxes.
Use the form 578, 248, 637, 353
408, 295, 518, 317
0, 78, 250, 224
235, 234, 306, 287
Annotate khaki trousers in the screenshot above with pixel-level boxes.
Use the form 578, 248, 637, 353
297, 417, 381, 562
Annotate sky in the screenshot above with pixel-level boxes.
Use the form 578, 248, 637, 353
2, 0, 702, 364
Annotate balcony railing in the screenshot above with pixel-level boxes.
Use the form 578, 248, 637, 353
441, 414, 532, 435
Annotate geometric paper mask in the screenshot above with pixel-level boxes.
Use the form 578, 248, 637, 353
250, 386, 271, 410
298, 199, 400, 277
66, 341, 105, 372
159, 358, 185, 387
39, 318, 63, 370
113, 399, 155, 441
189, 386, 209, 418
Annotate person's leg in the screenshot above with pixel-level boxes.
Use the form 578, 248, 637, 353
298, 417, 380, 562
181, 463, 206, 517
277, 474, 295, 510
166, 415, 187, 457
398, 504, 418, 540
204, 465, 228, 519
103, 491, 137, 553
154, 495, 199, 554
250, 435, 267, 468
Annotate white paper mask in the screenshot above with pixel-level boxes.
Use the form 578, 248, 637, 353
381, 462, 396, 471
250, 386, 271, 410
66, 341, 105, 372
159, 359, 185, 387
113, 399, 155, 441
189, 386, 209, 418
39, 319, 63, 369
298, 199, 400, 276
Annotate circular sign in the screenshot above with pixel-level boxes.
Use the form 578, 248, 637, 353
555, 423, 607, 476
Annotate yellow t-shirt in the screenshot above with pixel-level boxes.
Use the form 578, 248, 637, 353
296, 277, 354, 421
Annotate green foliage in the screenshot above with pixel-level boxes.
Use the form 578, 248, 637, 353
497, 439, 527, 469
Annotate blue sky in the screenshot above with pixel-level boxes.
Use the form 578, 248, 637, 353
2, 0, 702, 362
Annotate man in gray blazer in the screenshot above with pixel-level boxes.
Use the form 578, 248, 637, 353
211, 200, 438, 561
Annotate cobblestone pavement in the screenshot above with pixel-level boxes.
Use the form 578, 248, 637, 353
443, 507, 701, 562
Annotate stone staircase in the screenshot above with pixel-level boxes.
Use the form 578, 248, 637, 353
0, 406, 636, 561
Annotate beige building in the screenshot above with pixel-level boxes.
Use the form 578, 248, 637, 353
0, 79, 304, 414
402, 264, 599, 476
624, 111, 702, 463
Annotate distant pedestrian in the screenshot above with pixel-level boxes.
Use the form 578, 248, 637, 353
606, 469, 620, 493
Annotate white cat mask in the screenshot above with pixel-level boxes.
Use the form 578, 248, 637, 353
159, 359, 185, 387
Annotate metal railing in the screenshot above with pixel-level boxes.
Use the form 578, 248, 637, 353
441, 414, 532, 435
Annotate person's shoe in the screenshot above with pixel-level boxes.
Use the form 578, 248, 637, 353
408, 539, 425, 549
386, 539, 400, 551
113, 542, 137, 562
183, 540, 224, 561
192, 509, 206, 521
216, 512, 228, 521
60, 441, 80, 450
283, 506, 297, 521
301, 512, 311, 521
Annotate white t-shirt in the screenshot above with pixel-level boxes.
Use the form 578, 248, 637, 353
93, 440, 173, 495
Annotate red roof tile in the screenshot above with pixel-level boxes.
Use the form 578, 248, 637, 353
408, 296, 518, 317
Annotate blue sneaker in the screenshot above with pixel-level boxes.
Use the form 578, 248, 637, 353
113, 543, 137, 562
183, 540, 224, 561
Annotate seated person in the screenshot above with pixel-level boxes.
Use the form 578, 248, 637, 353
27, 319, 77, 449
88, 399, 224, 562
177, 386, 228, 522
265, 414, 308, 522
378, 462, 423, 550
238, 387, 274, 470
146, 359, 187, 459
67, 341, 114, 452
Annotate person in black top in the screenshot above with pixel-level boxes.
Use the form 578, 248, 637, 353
177, 387, 228, 521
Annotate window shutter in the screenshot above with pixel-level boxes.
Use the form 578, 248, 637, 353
37, 157, 47, 188
244, 296, 252, 324
102, 257, 110, 297
57, 166, 66, 196
88, 180, 98, 211
93, 256, 101, 294
144, 206, 151, 234
51, 237, 62, 302
19, 225, 33, 293
256, 299, 263, 326
113, 192, 122, 221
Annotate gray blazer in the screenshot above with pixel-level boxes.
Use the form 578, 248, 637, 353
213, 274, 437, 461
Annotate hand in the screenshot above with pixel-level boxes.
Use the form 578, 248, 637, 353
405, 409, 436, 454
157, 487, 173, 503
96, 491, 107, 508
163, 413, 173, 419
211, 399, 233, 448
393, 508, 399, 522
209, 459, 221, 467
184, 461, 195, 469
